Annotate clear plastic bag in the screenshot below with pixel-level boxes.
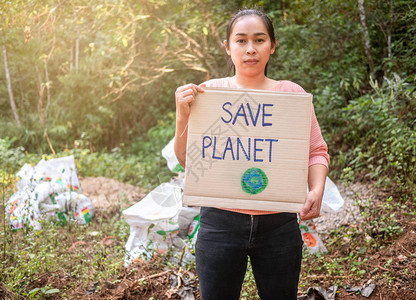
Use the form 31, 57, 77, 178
321, 177, 344, 214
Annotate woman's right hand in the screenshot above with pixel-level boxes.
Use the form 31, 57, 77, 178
175, 83, 205, 121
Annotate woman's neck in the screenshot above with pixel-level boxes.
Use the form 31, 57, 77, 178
233, 73, 275, 90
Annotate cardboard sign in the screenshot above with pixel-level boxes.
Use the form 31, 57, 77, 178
183, 87, 312, 213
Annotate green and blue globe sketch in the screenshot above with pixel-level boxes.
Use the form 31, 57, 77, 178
241, 167, 268, 194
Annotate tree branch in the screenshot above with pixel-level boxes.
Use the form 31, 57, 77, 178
358, 0, 374, 73
3, 45, 21, 127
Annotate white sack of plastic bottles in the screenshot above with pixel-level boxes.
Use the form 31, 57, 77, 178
6, 156, 95, 230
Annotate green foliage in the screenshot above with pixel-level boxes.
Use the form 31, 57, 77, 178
270, 0, 367, 98
258, 0, 416, 202
28, 286, 60, 299
71, 147, 173, 190
0, 0, 226, 152
0, 137, 26, 171
357, 195, 404, 245
336, 75, 416, 198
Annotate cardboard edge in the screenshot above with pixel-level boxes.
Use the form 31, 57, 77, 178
303, 95, 313, 196
183, 195, 304, 213
202, 86, 313, 98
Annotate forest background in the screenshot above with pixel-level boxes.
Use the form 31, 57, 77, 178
0, 0, 415, 298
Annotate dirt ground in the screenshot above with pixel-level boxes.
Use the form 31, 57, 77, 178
70, 260, 201, 300
80, 177, 415, 300
66, 227, 416, 300
305, 219, 416, 300
3, 177, 412, 300
80, 176, 146, 210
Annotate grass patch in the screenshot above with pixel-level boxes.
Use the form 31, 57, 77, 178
1, 205, 130, 298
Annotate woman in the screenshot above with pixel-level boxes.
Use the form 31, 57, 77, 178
174, 8, 329, 300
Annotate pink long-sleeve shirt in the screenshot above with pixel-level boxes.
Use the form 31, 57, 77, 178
200, 77, 330, 215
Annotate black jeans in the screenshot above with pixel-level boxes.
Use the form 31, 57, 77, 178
195, 207, 303, 300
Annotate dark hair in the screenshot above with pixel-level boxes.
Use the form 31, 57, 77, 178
226, 8, 276, 75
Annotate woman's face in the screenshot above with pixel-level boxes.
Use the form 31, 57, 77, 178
225, 15, 276, 77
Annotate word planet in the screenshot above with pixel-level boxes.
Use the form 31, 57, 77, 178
241, 167, 268, 195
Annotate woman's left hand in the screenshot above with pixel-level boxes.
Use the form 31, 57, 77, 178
299, 164, 327, 221
299, 189, 323, 221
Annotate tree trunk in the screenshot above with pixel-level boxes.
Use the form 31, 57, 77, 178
387, 0, 392, 58
44, 59, 50, 108
282, 0, 287, 25
35, 64, 45, 124
75, 37, 79, 70
70, 39, 74, 70
2, 45, 21, 128
358, 0, 374, 73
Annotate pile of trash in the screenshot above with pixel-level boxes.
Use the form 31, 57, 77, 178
123, 180, 199, 266
6, 155, 95, 230
123, 138, 203, 266
123, 138, 345, 266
